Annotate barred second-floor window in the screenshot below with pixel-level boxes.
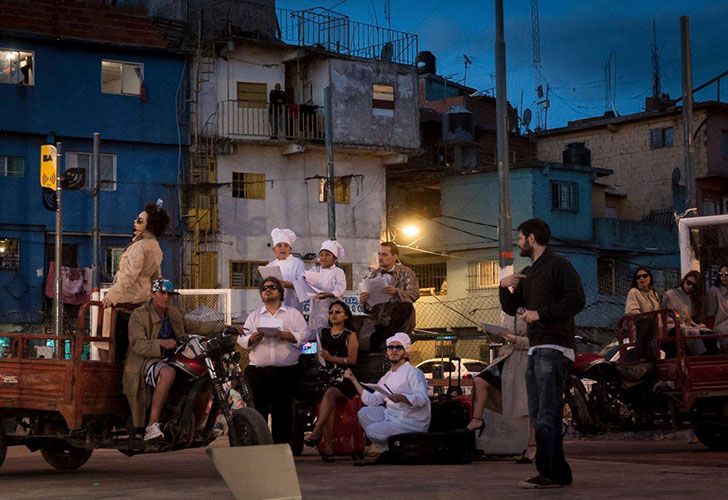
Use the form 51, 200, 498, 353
230, 260, 268, 289
468, 260, 499, 290
406, 262, 447, 294
232, 172, 266, 199
0, 239, 20, 270
318, 177, 350, 204
552, 181, 578, 211
0, 49, 33, 85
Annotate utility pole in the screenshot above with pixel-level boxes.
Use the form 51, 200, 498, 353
92, 132, 100, 288
680, 15, 695, 210
495, 0, 513, 273
53, 142, 64, 336
324, 86, 336, 239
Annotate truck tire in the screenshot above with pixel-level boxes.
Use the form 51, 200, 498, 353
40, 441, 93, 470
228, 408, 273, 447
694, 423, 728, 451
0, 426, 7, 470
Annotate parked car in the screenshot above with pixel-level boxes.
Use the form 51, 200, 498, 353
416, 357, 488, 395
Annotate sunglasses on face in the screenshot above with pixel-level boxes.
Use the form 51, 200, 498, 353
134, 217, 146, 225
329, 309, 345, 315
386, 345, 405, 351
260, 284, 277, 291
636, 274, 650, 280
720, 272, 728, 276
684, 280, 697, 287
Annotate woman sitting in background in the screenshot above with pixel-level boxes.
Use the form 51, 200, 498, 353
706, 263, 728, 353
662, 271, 711, 356
625, 266, 661, 315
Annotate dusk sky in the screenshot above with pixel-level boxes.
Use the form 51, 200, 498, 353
279, 0, 728, 129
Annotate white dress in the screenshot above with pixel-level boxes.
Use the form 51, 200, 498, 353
306, 265, 347, 337
268, 254, 305, 311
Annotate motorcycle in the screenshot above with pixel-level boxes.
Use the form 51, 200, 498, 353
563, 310, 728, 451
0, 326, 272, 471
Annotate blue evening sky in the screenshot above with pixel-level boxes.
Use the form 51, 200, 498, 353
278, 0, 728, 129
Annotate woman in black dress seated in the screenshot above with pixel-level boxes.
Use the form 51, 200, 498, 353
304, 300, 359, 461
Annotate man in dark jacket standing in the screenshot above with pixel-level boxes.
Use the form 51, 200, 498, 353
499, 219, 585, 489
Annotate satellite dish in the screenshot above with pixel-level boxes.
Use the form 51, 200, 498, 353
522, 108, 532, 128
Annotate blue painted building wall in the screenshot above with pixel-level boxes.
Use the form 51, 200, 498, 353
0, 36, 187, 315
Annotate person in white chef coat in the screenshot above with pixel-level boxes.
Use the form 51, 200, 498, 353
306, 240, 347, 339
343, 332, 430, 458
268, 227, 306, 312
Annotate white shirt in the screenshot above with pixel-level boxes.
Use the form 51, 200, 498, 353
528, 344, 575, 362
268, 254, 305, 311
361, 361, 431, 431
307, 265, 347, 336
238, 304, 308, 367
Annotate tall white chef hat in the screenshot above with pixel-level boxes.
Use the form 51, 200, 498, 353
319, 240, 345, 260
271, 228, 297, 246
386, 332, 412, 351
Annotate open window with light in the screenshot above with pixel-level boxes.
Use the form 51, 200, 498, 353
0, 239, 20, 270
0, 49, 33, 85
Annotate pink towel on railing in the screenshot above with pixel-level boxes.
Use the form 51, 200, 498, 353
45, 261, 93, 305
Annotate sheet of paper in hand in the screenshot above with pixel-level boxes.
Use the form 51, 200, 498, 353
257, 265, 283, 281
363, 274, 392, 306
361, 382, 393, 396
481, 323, 511, 338
258, 317, 283, 337
303, 269, 324, 288
292, 278, 320, 302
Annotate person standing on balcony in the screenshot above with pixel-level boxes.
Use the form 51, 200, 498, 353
268, 228, 305, 312
269, 83, 286, 139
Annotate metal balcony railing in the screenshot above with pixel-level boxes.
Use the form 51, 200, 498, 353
190, 2, 418, 66
217, 100, 325, 141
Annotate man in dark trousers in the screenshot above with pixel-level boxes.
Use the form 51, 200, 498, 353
268, 83, 286, 139
499, 219, 585, 489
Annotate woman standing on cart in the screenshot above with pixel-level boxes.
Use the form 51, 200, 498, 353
303, 300, 359, 461
102, 201, 170, 362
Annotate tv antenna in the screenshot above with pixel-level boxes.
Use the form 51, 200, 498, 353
463, 54, 473, 86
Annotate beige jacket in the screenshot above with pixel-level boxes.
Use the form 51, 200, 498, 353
105, 231, 162, 306
484, 314, 529, 417
123, 302, 221, 427
625, 287, 661, 315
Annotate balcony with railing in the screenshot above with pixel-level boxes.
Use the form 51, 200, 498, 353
216, 100, 325, 142
192, 1, 418, 66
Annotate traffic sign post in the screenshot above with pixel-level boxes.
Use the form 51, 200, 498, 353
41, 143, 63, 336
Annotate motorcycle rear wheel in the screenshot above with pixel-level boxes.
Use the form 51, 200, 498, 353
694, 423, 728, 451
228, 408, 273, 446
40, 441, 93, 470
0, 426, 7, 470
563, 376, 596, 436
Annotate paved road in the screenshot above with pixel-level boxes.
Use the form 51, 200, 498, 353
1, 439, 726, 499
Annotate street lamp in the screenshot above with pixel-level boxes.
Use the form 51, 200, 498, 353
401, 224, 420, 238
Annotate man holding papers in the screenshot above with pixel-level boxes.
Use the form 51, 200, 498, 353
237, 276, 308, 444
343, 332, 430, 459
359, 242, 420, 351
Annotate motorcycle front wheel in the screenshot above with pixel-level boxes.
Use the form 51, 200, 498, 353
228, 408, 273, 446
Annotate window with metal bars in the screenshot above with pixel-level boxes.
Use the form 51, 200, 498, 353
405, 262, 447, 294
468, 260, 499, 290
551, 181, 578, 211
232, 172, 266, 199
229, 260, 268, 289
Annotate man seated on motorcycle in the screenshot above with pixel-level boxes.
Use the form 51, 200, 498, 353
123, 279, 222, 441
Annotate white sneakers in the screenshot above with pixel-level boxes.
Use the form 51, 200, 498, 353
144, 422, 164, 441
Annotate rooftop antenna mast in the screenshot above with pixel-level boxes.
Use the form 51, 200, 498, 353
651, 19, 661, 99
384, 0, 392, 31
531, 0, 548, 130
604, 50, 616, 113
463, 54, 472, 86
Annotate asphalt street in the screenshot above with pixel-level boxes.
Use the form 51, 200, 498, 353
1, 438, 726, 499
